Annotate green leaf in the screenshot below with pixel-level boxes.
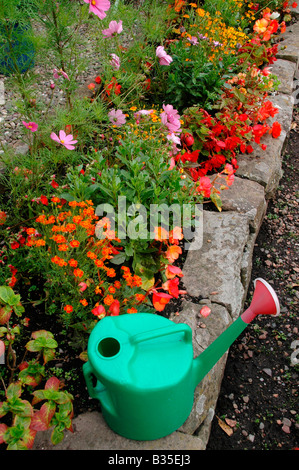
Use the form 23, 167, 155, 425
6, 382, 22, 401
0, 286, 21, 307
51, 425, 65, 446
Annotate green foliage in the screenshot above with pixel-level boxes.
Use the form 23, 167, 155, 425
0, 286, 73, 450
165, 39, 238, 112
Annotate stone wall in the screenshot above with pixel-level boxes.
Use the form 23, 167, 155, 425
170, 21, 298, 448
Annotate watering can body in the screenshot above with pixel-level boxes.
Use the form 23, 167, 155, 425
83, 313, 195, 440
83, 278, 280, 441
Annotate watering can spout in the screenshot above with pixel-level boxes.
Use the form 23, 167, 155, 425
192, 278, 280, 388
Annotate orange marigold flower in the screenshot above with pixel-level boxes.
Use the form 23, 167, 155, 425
26, 228, 36, 235
95, 285, 104, 295
46, 215, 56, 225
69, 201, 78, 207
51, 197, 60, 203
52, 234, 67, 244
58, 244, 68, 251
104, 294, 114, 305
79, 299, 88, 306
36, 215, 47, 224
94, 259, 104, 268
114, 281, 121, 289
127, 308, 138, 313
70, 240, 80, 248
87, 251, 97, 260
35, 239, 46, 247
74, 268, 84, 278
106, 268, 116, 277
64, 304, 73, 313
66, 223, 76, 232
108, 286, 116, 294
132, 275, 142, 287
68, 258, 78, 267
135, 293, 146, 302
72, 215, 82, 224
51, 255, 67, 266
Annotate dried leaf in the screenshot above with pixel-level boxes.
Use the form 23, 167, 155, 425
216, 415, 234, 436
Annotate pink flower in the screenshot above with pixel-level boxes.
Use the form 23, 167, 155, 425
108, 109, 126, 127
102, 20, 123, 37
92, 305, 106, 318
196, 176, 212, 198
79, 282, 88, 292
50, 130, 78, 150
160, 104, 181, 134
22, 121, 38, 132
200, 306, 211, 317
83, 0, 111, 19
53, 68, 70, 80
189, 36, 198, 45
156, 46, 173, 66
110, 53, 120, 70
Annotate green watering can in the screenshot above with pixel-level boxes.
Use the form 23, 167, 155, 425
83, 278, 280, 441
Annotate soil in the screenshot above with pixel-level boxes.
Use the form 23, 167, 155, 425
206, 105, 299, 451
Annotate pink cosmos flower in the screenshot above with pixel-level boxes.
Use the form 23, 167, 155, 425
53, 68, 70, 80
108, 109, 126, 127
133, 109, 154, 120
156, 46, 173, 66
110, 53, 120, 70
102, 20, 123, 37
22, 121, 38, 132
83, 0, 111, 19
166, 133, 181, 145
160, 104, 181, 134
50, 130, 78, 150
189, 36, 198, 45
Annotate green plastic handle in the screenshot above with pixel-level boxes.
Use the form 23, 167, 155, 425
83, 361, 105, 399
83, 362, 117, 417
130, 323, 192, 345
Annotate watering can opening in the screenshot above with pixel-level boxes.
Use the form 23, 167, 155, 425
98, 337, 121, 358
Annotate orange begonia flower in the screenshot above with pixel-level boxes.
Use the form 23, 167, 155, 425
152, 291, 173, 312
169, 226, 183, 245
165, 265, 183, 279
154, 226, 169, 242
253, 18, 268, 34
165, 245, 182, 263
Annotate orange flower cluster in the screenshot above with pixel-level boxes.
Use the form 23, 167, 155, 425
26, 198, 146, 323
121, 266, 143, 288
151, 226, 185, 312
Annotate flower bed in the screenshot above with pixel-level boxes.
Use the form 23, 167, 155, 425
0, 0, 297, 449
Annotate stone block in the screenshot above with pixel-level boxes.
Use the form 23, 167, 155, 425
33, 411, 205, 451
270, 58, 297, 95
219, 176, 267, 232
276, 21, 299, 64
236, 93, 293, 197
182, 211, 249, 320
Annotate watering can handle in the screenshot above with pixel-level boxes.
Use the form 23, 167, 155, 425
131, 323, 192, 345
83, 361, 106, 399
